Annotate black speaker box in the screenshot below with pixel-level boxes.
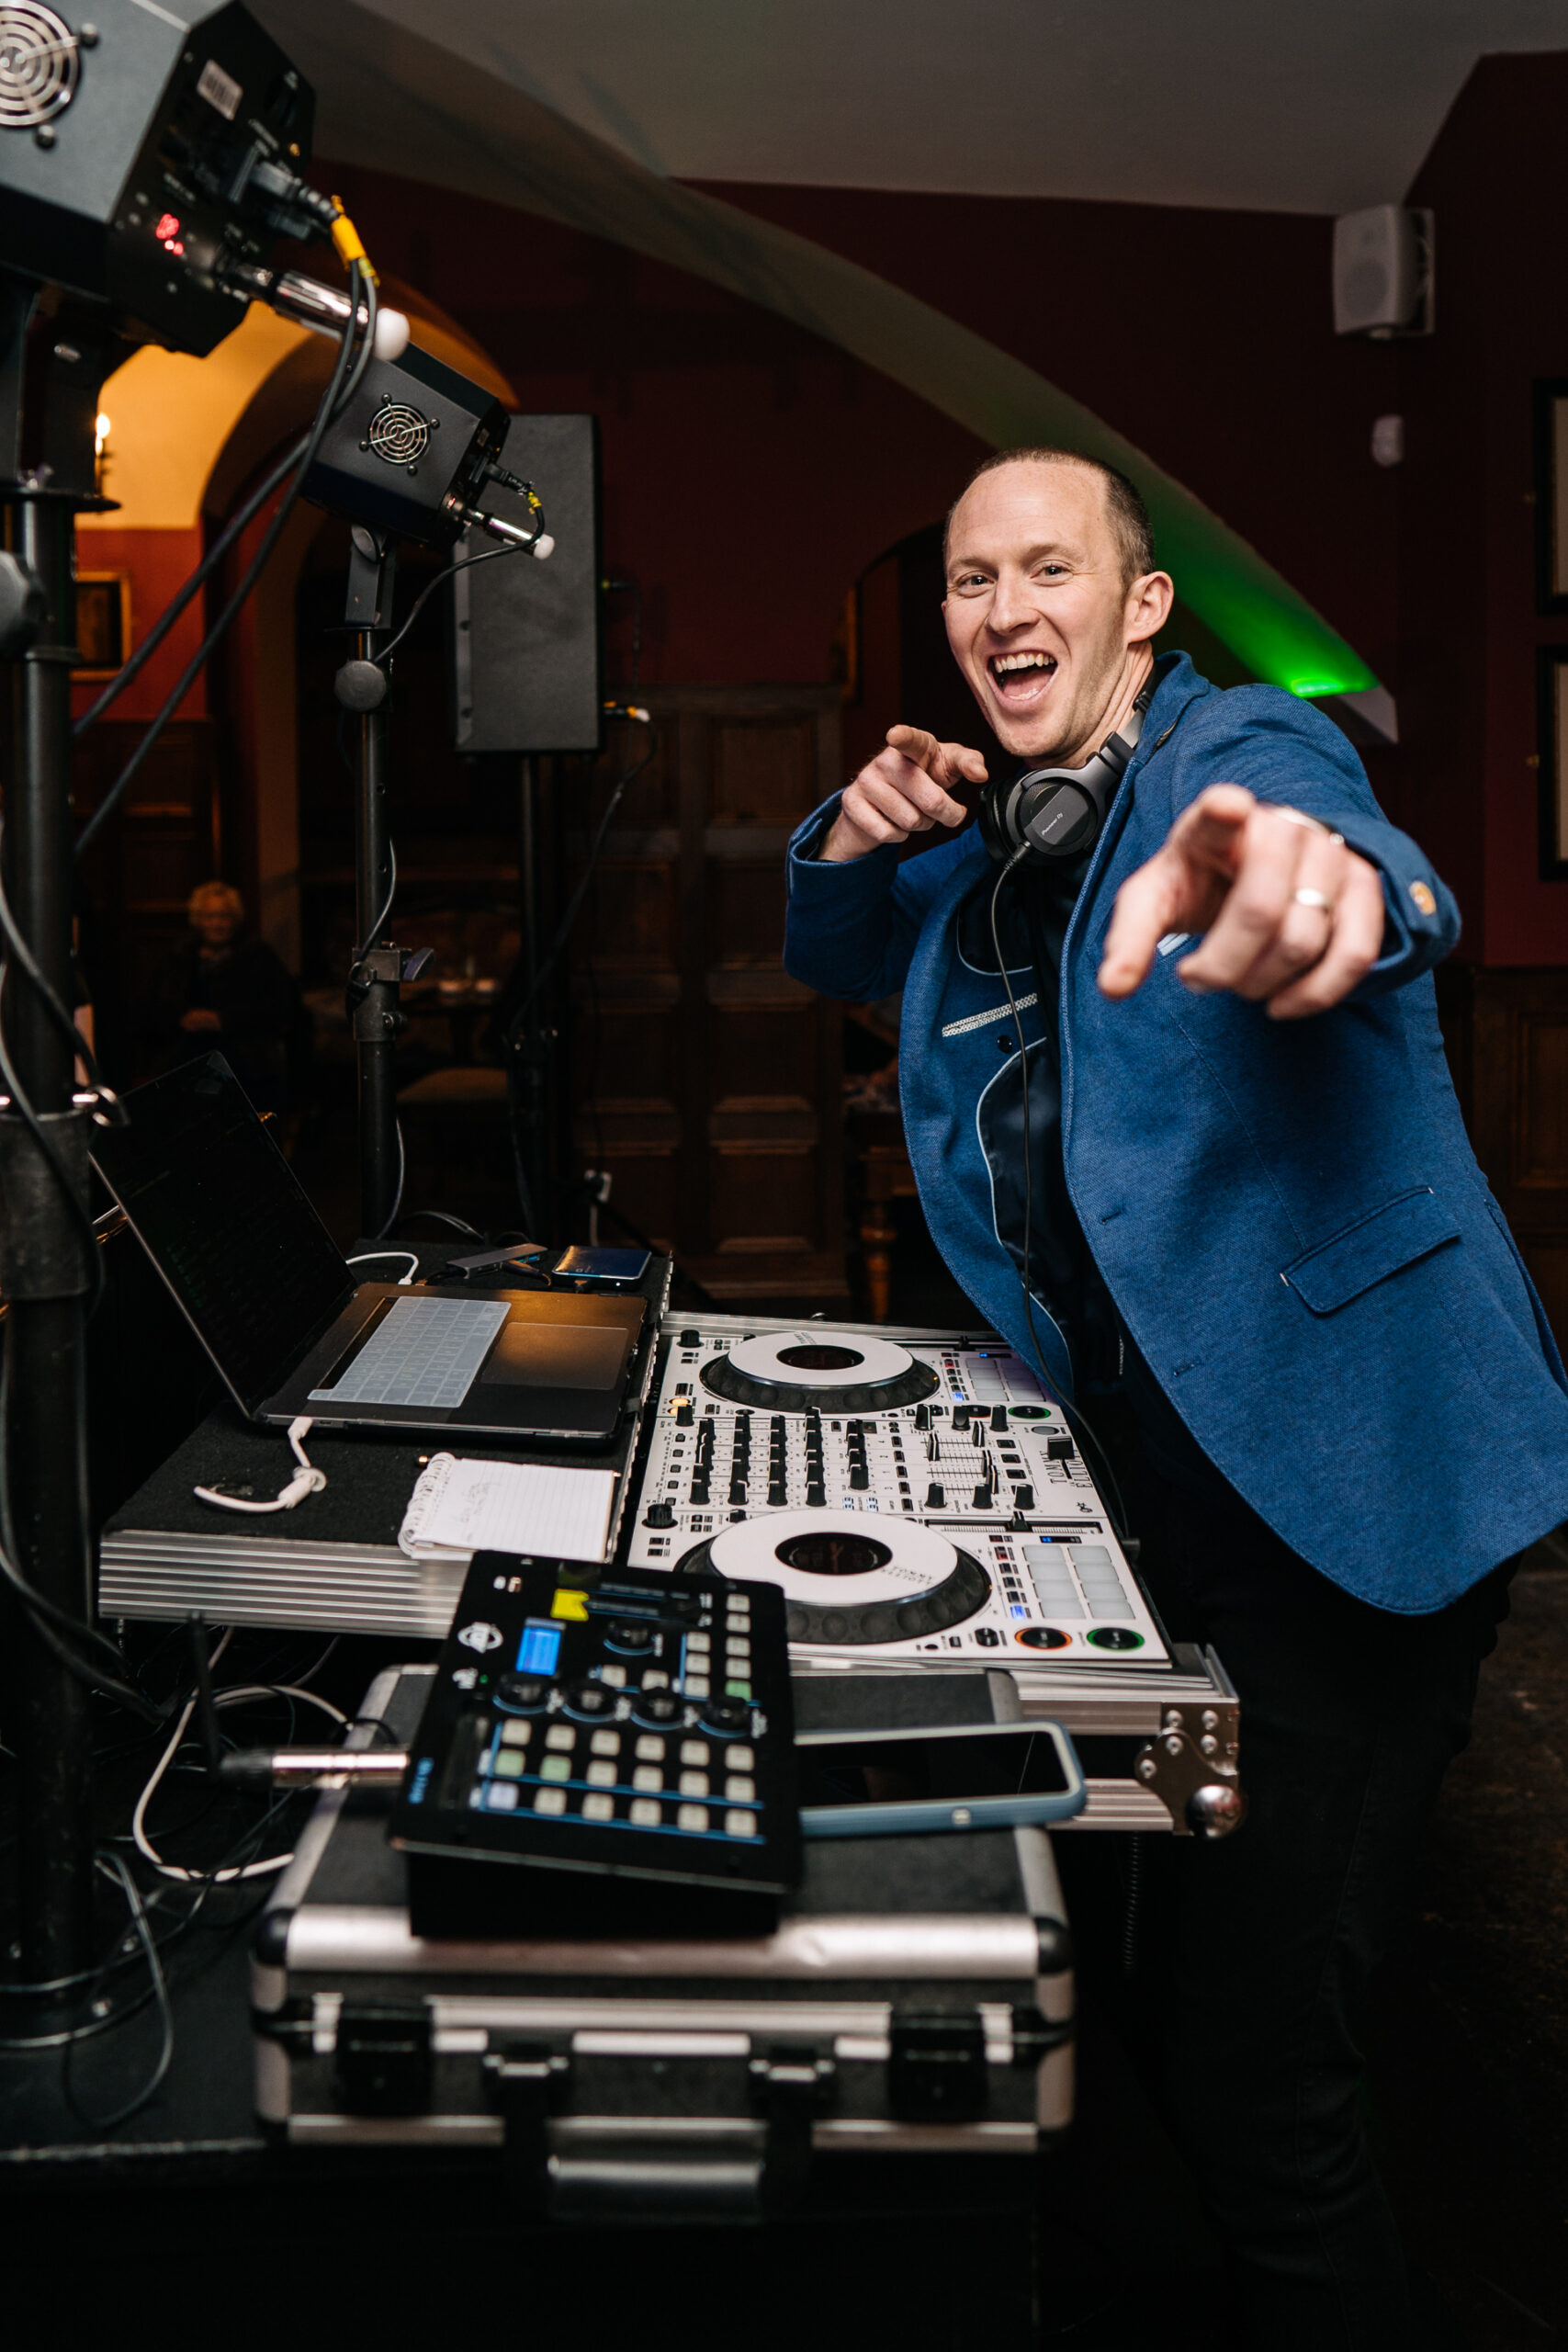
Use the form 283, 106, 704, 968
448, 413, 604, 755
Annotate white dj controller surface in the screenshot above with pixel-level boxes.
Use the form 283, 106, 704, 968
626, 1317, 1170, 1672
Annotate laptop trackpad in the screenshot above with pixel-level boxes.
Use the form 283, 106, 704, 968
482, 1321, 630, 1391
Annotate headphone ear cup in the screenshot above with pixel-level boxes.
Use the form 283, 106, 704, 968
978, 780, 1018, 863
1019, 778, 1100, 859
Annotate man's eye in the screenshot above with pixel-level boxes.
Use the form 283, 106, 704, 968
1032, 563, 1067, 580
951, 572, 989, 592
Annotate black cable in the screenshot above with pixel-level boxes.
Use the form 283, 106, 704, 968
397, 1208, 484, 1239
337, 266, 379, 415
71, 435, 309, 741
60, 1851, 174, 2128
0, 1339, 164, 1721
376, 540, 521, 670
505, 718, 659, 1045
0, 821, 112, 1101
351, 836, 398, 966
75, 261, 370, 859
0, 974, 107, 1330
603, 577, 643, 687
376, 1117, 406, 1241
987, 849, 1129, 1541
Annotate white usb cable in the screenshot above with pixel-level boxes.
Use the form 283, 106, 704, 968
194, 1416, 325, 1514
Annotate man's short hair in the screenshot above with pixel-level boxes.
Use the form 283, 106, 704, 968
945, 447, 1156, 585
188, 879, 245, 925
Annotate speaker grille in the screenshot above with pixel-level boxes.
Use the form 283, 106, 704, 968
366, 400, 430, 469
0, 2, 81, 130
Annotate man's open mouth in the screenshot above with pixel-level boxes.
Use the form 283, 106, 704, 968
987, 651, 1058, 703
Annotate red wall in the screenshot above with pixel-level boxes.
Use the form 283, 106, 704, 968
92, 57, 1568, 967
72, 525, 208, 725
318, 159, 1401, 702
1397, 51, 1568, 967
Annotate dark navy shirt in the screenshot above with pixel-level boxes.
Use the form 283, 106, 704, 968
957, 839, 1229, 1498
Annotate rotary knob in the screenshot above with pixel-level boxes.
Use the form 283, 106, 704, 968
497, 1674, 550, 1711
563, 1679, 617, 1718
700, 1695, 751, 1738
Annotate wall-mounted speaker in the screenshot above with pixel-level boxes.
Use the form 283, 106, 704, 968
449, 412, 603, 754
1332, 204, 1434, 338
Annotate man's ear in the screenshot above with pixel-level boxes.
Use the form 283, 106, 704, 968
1126, 568, 1175, 644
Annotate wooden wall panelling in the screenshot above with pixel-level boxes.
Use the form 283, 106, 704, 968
568, 687, 846, 1295
72, 717, 221, 1080
1441, 965, 1568, 1349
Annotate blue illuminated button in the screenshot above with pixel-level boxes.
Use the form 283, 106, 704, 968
516, 1621, 563, 1676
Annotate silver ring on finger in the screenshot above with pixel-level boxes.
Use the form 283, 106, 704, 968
1293, 887, 1332, 911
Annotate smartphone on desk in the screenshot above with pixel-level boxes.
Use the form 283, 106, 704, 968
795, 1719, 1085, 1838
554, 1246, 652, 1286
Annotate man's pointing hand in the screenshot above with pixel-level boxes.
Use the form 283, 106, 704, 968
822, 726, 983, 861
1098, 784, 1386, 1019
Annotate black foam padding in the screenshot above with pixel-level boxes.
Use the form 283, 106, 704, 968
790, 1673, 999, 1734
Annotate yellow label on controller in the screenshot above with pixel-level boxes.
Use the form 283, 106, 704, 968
550, 1588, 591, 1622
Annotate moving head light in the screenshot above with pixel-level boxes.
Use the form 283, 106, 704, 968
0, 0, 333, 360
301, 341, 520, 548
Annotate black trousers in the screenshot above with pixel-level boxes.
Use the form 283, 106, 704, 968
1099, 1464, 1509, 2350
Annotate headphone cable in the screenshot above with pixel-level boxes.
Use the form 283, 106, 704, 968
987, 847, 1130, 1541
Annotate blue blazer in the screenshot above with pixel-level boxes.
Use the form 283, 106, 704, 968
784, 654, 1568, 1613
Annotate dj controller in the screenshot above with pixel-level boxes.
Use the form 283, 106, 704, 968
626, 1319, 1168, 1670
620, 1315, 1245, 1838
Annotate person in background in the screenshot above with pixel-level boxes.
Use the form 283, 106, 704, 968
150, 880, 307, 1116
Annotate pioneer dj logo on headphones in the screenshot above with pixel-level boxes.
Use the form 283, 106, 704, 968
456, 1619, 503, 1653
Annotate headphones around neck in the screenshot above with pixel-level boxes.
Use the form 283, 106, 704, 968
978, 684, 1153, 865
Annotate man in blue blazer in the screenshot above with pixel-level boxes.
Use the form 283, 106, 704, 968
784, 449, 1568, 2349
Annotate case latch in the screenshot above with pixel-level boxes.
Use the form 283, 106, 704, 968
335, 1997, 433, 2115
888, 2010, 988, 2122
486, 2043, 572, 2209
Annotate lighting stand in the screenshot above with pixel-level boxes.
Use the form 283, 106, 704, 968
0, 283, 119, 1982
510, 752, 549, 1238
336, 526, 434, 1240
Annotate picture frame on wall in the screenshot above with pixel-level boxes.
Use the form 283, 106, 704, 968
73, 572, 130, 676
1536, 647, 1568, 879
1534, 380, 1568, 613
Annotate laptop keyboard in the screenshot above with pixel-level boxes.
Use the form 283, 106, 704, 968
309, 1297, 510, 1410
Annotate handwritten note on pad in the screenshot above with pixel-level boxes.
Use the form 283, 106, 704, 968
399, 1453, 616, 1565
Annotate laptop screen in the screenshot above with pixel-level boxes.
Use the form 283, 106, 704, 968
90, 1054, 356, 1416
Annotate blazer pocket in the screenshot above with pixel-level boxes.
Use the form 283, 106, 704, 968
1281, 1186, 1461, 1315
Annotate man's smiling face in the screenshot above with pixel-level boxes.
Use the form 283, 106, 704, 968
943, 458, 1156, 764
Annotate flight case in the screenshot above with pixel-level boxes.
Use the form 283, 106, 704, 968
253, 1665, 1074, 2221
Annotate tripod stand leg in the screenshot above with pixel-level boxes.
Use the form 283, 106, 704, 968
1, 489, 95, 1982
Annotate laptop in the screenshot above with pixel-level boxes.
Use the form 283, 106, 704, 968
90, 1055, 647, 1443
